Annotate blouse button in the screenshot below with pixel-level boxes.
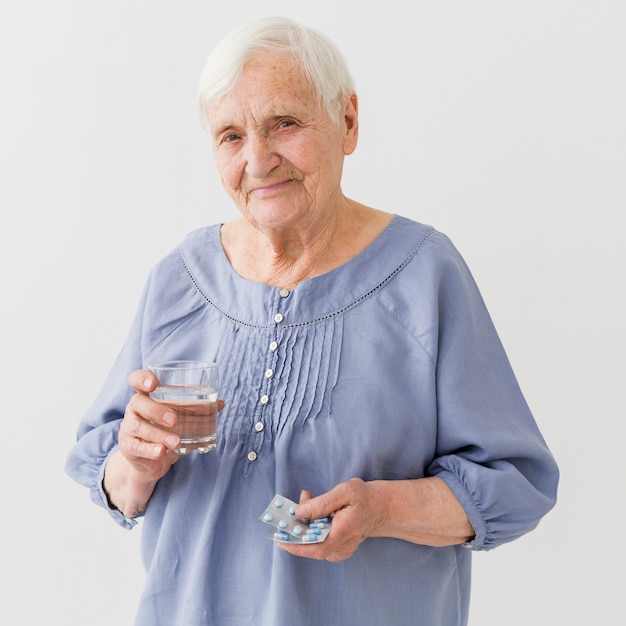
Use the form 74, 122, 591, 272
274, 313, 284, 323
269, 341, 278, 352
254, 421, 264, 432
260, 394, 269, 405
265, 368, 274, 379
279, 288, 290, 298
247, 451, 258, 462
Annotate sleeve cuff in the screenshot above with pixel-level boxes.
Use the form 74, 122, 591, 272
434, 470, 488, 551
94, 447, 139, 530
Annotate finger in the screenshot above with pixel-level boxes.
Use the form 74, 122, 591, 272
130, 371, 225, 415
127, 392, 178, 429
121, 403, 180, 450
121, 433, 169, 461
117, 432, 180, 481
296, 487, 342, 521
276, 526, 357, 563
276, 541, 328, 561
123, 418, 179, 452
128, 369, 158, 394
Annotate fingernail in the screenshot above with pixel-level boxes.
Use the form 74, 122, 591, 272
165, 434, 179, 448
143, 377, 152, 390
163, 411, 176, 426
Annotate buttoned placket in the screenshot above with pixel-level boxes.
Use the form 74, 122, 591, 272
245, 287, 290, 467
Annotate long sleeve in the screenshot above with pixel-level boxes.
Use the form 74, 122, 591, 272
420, 234, 559, 549
65, 245, 210, 528
65, 281, 147, 528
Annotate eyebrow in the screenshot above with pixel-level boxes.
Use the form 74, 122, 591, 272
211, 123, 237, 138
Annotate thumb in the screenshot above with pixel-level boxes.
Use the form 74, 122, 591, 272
296, 489, 313, 518
296, 489, 334, 521
299, 489, 313, 503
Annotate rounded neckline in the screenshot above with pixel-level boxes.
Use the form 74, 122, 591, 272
215, 214, 402, 291
179, 214, 436, 326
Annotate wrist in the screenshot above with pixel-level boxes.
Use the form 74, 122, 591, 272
103, 451, 158, 518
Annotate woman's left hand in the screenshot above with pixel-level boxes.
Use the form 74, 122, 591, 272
276, 476, 474, 562
276, 478, 389, 562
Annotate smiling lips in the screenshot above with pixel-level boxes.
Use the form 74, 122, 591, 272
248, 178, 295, 197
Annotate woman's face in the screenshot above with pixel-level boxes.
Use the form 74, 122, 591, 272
205, 51, 358, 234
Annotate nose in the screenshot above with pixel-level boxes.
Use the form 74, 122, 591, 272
244, 134, 281, 179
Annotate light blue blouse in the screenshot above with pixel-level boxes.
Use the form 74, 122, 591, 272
66, 215, 558, 626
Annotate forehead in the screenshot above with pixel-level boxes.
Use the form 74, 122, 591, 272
206, 51, 321, 128
243, 50, 311, 89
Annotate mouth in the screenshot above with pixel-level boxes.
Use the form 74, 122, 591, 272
248, 179, 295, 197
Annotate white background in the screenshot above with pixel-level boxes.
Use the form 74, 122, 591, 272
1, 1, 624, 624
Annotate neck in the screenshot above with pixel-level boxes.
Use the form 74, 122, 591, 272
221, 199, 392, 290
255, 203, 347, 287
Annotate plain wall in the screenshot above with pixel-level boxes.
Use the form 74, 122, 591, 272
1, 1, 624, 624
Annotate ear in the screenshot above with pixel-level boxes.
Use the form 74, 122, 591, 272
342, 93, 359, 155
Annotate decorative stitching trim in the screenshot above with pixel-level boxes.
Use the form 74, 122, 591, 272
178, 229, 437, 329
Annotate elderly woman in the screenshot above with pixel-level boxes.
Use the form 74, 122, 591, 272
66, 17, 558, 626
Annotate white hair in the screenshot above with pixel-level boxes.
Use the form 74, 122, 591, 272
197, 17, 356, 129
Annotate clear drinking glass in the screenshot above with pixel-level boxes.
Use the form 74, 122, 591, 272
148, 360, 219, 454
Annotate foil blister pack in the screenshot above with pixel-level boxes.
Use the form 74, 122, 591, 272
260, 494, 332, 543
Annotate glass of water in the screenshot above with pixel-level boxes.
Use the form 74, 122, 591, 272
148, 360, 219, 454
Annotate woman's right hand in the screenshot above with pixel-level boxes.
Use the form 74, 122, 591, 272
118, 369, 182, 477
103, 370, 181, 518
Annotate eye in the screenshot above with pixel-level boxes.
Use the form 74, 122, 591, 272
278, 119, 296, 129
215, 128, 242, 145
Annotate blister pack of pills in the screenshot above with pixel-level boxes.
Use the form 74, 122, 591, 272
259, 494, 332, 543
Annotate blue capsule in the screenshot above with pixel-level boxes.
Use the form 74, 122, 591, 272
274, 531, 290, 542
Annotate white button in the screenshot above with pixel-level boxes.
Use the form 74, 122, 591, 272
269, 341, 278, 351
254, 421, 264, 432
260, 395, 269, 405
274, 313, 284, 323
265, 369, 274, 378
279, 288, 290, 298
247, 451, 258, 462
